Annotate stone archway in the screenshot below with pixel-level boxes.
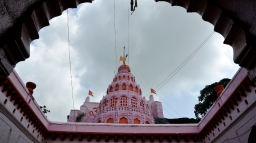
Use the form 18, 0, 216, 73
0, 0, 256, 81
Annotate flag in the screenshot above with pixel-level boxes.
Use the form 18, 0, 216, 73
88, 90, 94, 97
150, 88, 156, 94
120, 56, 126, 62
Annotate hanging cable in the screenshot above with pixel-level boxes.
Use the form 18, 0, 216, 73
131, 58, 182, 117
140, 31, 214, 117
162, 106, 175, 118
114, 0, 117, 70
158, 95, 182, 117
130, 58, 151, 88
130, 56, 181, 117
128, 0, 130, 65
67, 9, 77, 133
156, 31, 214, 92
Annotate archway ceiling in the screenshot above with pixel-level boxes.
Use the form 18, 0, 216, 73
0, 0, 256, 80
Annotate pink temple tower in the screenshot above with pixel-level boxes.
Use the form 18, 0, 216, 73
93, 63, 154, 124
68, 53, 163, 123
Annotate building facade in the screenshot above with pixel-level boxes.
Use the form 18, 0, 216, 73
0, 68, 256, 143
68, 64, 163, 124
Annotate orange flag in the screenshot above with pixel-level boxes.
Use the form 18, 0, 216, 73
88, 90, 94, 97
120, 56, 126, 62
150, 88, 156, 94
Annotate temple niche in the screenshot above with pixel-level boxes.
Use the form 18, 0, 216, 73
68, 64, 163, 124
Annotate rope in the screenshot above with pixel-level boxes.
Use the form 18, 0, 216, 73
158, 95, 182, 117
155, 31, 214, 92
67, 9, 77, 133
128, 0, 130, 65
141, 31, 214, 117
130, 56, 179, 118
114, 0, 117, 70
162, 106, 175, 118
130, 58, 151, 88
130, 56, 182, 117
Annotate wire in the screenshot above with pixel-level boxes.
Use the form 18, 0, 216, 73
162, 106, 175, 118
158, 95, 182, 117
130, 56, 181, 118
114, 0, 117, 70
130, 58, 151, 88
129, 65, 148, 90
128, 0, 130, 65
67, 9, 77, 133
156, 31, 214, 92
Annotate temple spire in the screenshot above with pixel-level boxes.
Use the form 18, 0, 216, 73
120, 46, 128, 65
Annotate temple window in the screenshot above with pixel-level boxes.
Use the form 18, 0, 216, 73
115, 84, 119, 91
119, 76, 121, 80
119, 117, 128, 124
110, 97, 117, 107
140, 101, 144, 110
128, 76, 130, 81
135, 86, 138, 93
110, 86, 113, 92
120, 96, 128, 106
131, 97, 137, 108
106, 118, 114, 123
103, 100, 108, 108
129, 84, 133, 91
145, 121, 150, 124
134, 118, 140, 124
122, 84, 126, 90
139, 89, 142, 95
123, 75, 126, 80
98, 120, 102, 123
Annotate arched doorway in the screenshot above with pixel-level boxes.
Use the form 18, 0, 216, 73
106, 118, 114, 123
119, 117, 128, 124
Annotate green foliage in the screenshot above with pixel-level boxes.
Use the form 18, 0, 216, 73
194, 78, 231, 120
40, 105, 50, 114
76, 112, 86, 122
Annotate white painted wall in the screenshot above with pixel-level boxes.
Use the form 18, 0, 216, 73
203, 85, 256, 143
0, 87, 42, 143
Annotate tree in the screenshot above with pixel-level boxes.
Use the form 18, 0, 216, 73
194, 78, 231, 120
40, 105, 50, 114
76, 112, 86, 122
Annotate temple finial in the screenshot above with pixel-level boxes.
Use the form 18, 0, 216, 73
120, 47, 128, 65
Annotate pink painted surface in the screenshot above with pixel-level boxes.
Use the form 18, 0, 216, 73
8, 70, 50, 128
198, 68, 247, 131
48, 122, 199, 134
7, 67, 253, 139
68, 64, 164, 124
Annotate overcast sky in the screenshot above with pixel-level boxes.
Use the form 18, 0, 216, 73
15, 0, 239, 122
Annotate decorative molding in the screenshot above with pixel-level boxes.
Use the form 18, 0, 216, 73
0, 103, 39, 143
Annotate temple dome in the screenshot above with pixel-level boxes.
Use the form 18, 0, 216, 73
118, 64, 131, 73
93, 64, 154, 124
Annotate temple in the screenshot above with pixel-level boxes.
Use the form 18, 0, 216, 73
68, 60, 163, 124
1, 66, 256, 142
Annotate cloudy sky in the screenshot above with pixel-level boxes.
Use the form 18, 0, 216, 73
15, 0, 239, 122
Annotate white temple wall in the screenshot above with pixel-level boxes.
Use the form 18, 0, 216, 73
80, 102, 99, 122
44, 137, 197, 143
0, 88, 42, 143
203, 86, 256, 143
149, 101, 164, 118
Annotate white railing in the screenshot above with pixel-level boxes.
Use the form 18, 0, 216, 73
97, 105, 149, 115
